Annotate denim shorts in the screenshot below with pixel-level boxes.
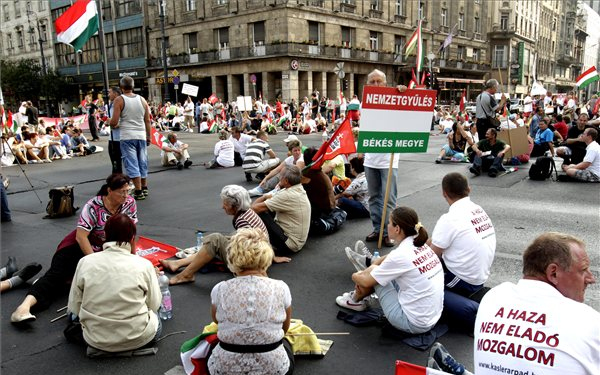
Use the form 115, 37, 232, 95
120, 140, 148, 179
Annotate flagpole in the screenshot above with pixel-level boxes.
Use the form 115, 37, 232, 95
96, 0, 110, 104
497, 68, 513, 160
377, 153, 395, 250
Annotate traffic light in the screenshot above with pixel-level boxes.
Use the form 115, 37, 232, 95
343, 80, 349, 90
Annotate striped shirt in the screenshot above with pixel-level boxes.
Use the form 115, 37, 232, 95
242, 139, 271, 170
233, 209, 269, 239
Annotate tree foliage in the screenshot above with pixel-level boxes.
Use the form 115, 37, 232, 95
1, 59, 70, 112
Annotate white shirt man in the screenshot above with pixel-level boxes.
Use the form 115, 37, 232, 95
561, 128, 600, 182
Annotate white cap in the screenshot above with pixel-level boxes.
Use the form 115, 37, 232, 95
284, 134, 299, 143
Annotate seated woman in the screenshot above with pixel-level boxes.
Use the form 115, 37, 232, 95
207, 228, 294, 375
435, 122, 471, 163
11, 173, 137, 323
336, 156, 370, 219
207, 130, 235, 169
68, 214, 161, 352
161, 185, 289, 285
302, 147, 336, 218
248, 140, 305, 197
336, 207, 444, 334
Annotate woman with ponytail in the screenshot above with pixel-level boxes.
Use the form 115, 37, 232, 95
336, 207, 445, 334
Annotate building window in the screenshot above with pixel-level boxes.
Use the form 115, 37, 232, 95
252, 21, 265, 46
3, 5, 9, 21
217, 27, 229, 49
14, 0, 20, 18
80, 36, 100, 64
115, 0, 141, 18
102, 1, 112, 20
439, 47, 447, 59
441, 8, 447, 27
472, 48, 480, 61
55, 43, 76, 66
39, 0, 46, 11
40, 23, 47, 46
16, 30, 24, 48
493, 45, 507, 68
185, 32, 198, 53
457, 45, 465, 60
552, 17, 556, 31
394, 35, 405, 55
116, 28, 143, 59
474, 16, 480, 34
370, 0, 379, 10
341, 26, 352, 48
105, 33, 115, 59
395, 0, 403, 16
156, 36, 169, 59
369, 31, 379, 50
26, 1, 32, 13
459, 12, 464, 30
185, 0, 196, 12
308, 21, 320, 45
215, 0, 228, 4
418, 1, 425, 21
500, 13, 508, 30
7, 33, 13, 50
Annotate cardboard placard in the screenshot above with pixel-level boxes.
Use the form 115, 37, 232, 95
497, 126, 529, 158
181, 83, 199, 97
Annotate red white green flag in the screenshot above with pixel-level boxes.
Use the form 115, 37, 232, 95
405, 20, 423, 72
54, 0, 99, 52
3, 111, 19, 134
310, 116, 356, 170
576, 66, 599, 89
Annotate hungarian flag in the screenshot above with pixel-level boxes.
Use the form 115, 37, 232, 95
310, 116, 356, 170
208, 93, 218, 105
150, 127, 166, 149
408, 69, 417, 89
395, 360, 449, 375
405, 20, 423, 72
594, 97, 600, 115
180, 332, 219, 375
459, 90, 469, 121
576, 66, 599, 89
54, 0, 99, 52
4, 111, 19, 134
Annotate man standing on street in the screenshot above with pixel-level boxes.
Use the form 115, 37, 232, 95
25, 101, 39, 127
107, 87, 122, 174
475, 79, 506, 141
86, 96, 100, 142
110, 76, 151, 200
363, 69, 405, 247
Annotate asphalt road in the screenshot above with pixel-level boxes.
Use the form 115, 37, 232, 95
1, 130, 598, 375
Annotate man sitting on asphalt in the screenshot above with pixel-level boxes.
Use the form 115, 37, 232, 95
556, 112, 591, 165
427, 232, 598, 375
530, 116, 555, 157
229, 126, 253, 166
24, 132, 51, 164
251, 165, 311, 255
561, 128, 600, 182
429, 172, 496, 331
469, 128, 511, 177
161, 132, 192, 170
242, 131, 280, 183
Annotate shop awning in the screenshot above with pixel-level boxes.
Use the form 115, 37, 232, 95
437, 77, 485, 84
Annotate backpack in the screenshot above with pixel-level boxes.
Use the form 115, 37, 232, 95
310, 207, 347, 235
45, 186, 78, 219
528, 156, 557, 181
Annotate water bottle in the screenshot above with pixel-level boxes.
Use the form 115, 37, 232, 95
158, 271, 173, 320
372, 251, 380, 260
196, 231, 203, 251
322, 129, 328, 143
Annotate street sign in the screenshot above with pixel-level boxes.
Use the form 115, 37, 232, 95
173, 76, 180, 85
357, 86, 437, 153
250, 74, 257, 84
172, 69, 179, 77
290, 59, 299, 70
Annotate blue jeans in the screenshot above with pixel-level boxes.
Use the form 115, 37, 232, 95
337, 197, 370, 219
120, 140, 148, 179
374, 281, 430, 334
365, 166, 398, 235
1, 183, 11, 222
472, 154, 505, 173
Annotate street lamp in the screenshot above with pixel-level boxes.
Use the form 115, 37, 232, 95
27, 11, 50, 116
159, 0, 170, 102
427, 52, 436, 89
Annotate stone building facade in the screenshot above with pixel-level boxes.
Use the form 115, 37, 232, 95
145, 0, 491, 105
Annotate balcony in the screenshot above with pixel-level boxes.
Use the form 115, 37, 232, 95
339, 1, 356, 14
369, 9, 383, 19
146, 42, 397, 68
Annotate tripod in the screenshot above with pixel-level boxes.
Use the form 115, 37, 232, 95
1, 134, 43, 205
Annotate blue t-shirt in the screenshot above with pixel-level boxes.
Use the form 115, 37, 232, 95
534, 128, 554, 145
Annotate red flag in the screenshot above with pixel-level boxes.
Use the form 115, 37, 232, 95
208, 93, 218, 105
460, 90, 466, 113
331, 105, 336, 123
150, 127, 165, 149
276, 101, 283, 116
135, 236, 178, 267
594, 98, 600, 115
310, 116, 356, 170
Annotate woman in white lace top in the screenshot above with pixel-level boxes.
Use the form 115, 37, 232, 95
208, 228, 293, 375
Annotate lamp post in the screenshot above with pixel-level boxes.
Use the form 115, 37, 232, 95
159, 0, 170, 103
427, 52, 436, 89
27, 11, 50, 116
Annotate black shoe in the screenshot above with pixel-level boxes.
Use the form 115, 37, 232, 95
184, 159, 192, 168
469, 166, 481, 176
365, 232, 379, 242
14, 263, 42, 283
435, 158, 442, 164
177, 162, 183, 170
2, 257, 18, 280
142, 187, 149, 197
133, 190, 145, 200
245, 173, 253, 182
488, 168, 498, 178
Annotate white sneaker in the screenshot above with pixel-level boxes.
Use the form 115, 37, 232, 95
345, 246, 368, 272
336, 291, 368, 312
354, 240, 372, 257
247, 186, 265, 197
